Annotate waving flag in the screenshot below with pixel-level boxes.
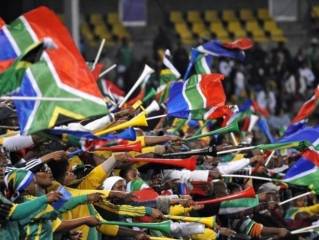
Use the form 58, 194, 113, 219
0, 18, 5, 28
219, 197, 259, 214
279, 127, 319, 148
0, 41, 48, 96
183, 38, 253, 80
258, 117, 275, 143
292, 85, 319, 123
0, 7, 107, 134
183, 49, 213, 80
285, 150, 319, 192
167, 73, 225, 119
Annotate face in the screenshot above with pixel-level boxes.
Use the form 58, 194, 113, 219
295, 197, 306, 207
25, 177, 38, 195
112, 180, 126, 191
63, 167, 77, 186
35, 164, 54, 188
125, 168, 138, 182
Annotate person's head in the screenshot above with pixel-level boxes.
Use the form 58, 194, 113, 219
119, 165, 138, 182
4, 169, 36, 201
294, 195, 307, 207
257, 183, 280, 202
103, 176, 126, 191
34, 163, 54, 188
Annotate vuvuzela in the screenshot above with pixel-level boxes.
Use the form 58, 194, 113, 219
119, 64, 154, 108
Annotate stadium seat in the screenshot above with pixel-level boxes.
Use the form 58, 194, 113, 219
222, 9, 237, 22
312, 5, 319, 18
271, 35, 287, 42
257, 8, 271, 20
246, 20, 262, 33
209, 22, 230, 40
112, 23, 129, 38
94, 25, 112, 40
192, 22, 210, 38
264, 20, 284, 35
90, 13, 104, 25
170, 11, 184, 23
204, 10, 220, 22
245, 21, 267, 42
187, 10, 202, 23
239, 9, 255, 21
227, 21, 246, 38
108, 12, 120, 24
80, 21, 98, 47
175, 23, 193, 44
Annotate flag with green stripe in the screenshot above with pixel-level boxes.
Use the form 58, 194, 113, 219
0, 7, 107, 134
167, 73, 225, 119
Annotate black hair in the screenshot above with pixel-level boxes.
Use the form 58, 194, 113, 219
47, 159, 68, 184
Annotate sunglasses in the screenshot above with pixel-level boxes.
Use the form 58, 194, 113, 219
38, 164, 51, 173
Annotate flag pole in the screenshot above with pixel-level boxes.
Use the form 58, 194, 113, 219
217, 146, 256, 155
279, 191, 313, 206
0, 96, 82, 102
99, 64, 117, 78
265, 150, 275, 167
147, 114, 167, 120
221, 174, 282, 182
92, 38, 106, 70
291, 223, 319, 235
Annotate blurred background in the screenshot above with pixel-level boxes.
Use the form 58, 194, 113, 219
1, 0, 319, 128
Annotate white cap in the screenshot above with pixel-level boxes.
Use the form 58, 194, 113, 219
102, 176, 126, 190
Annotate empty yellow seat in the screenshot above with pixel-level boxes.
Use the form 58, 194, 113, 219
257, 8, 271, 20
187, 10, 202, 23
94, 25, 112, 40
204, 10, 220, 22
192, 23, 209, 38
239, 9, 255, 21
271, 35, 287, 42
228, 21, 246, 38
254, 36, 268, 43
112, 23, 129, 38
264, 20, 284, 35
175, 23, 192, 38
312, 5, 319, 18
108, 13, 120, 24
209, 22, 229, 39
90, 13, 104, 25
222, 9, 237, 21
246, 20, 261, 31
170, 11, 184, 23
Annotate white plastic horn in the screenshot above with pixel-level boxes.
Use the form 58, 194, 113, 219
145, 100, 160, 115
248, 114, 259, 132
119, 64, 154, 108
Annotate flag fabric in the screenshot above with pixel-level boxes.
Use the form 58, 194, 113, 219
257, 141, 309, 151
284, 150, 319, 192
0, 41, 47, 96
219, 197, 259, 215
239, 99, 269, 117
183, 49, 213, 80
279, 127, 319, 148
0, 59, 14, 73
167, 73, 225, 119
156, 50, 180, 103
222, 38, 254, 50
183, 38, 252, 80
284, 121, 307, 137
257, 117, 275, 143
204, 105, 233, 127
0, 7, 107, 134
0, 18, 5, 28
292, 85, 319, 123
